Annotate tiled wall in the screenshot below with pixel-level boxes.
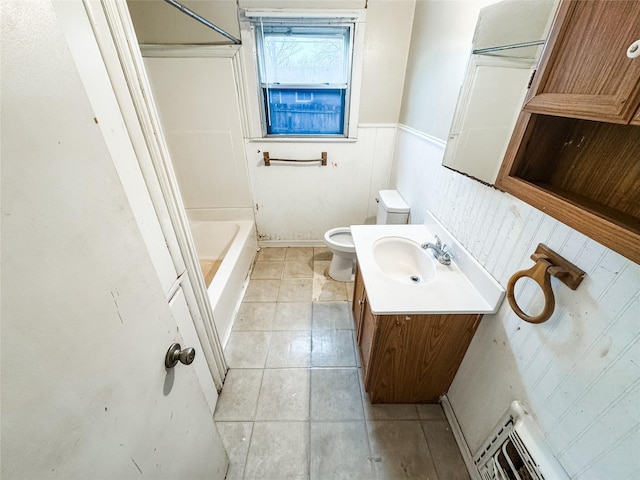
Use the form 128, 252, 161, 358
391, 125, 640, 479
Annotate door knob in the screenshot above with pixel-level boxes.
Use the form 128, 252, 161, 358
165, 343, 196, 368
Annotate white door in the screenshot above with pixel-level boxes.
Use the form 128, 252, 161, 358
1, 1, 228, 478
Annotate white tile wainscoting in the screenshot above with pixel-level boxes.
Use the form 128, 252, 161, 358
391, 125, 640, 480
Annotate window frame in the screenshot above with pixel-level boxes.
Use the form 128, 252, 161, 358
239, 9, 366, 141
255, 22, 353, 137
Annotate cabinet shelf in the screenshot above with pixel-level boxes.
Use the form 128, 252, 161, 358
512, 114, 640, 222
532, 183, 640, 236
497, 112, 640, 263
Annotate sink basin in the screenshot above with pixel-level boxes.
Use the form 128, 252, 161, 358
373, 237, 436, 285
350, 219, 505, 314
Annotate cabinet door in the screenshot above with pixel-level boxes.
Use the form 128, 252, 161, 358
352, 266, 366, 342
525, 0, 640, 123
632, 105, 640, 126
359, 302, 377, 389
367, 313, 483, 403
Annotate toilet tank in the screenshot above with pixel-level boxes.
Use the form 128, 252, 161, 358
376, 190, 410, 224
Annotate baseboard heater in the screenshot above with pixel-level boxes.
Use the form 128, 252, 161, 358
473, 401, 569, 480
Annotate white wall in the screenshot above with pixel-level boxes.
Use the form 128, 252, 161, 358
399, 0, 495, 141
359, 0, 416, 124
248, 126, 395, 243
393, 1, 640, 478
392, 127, 640, 479
128, 0, 415, 242
242, 0, 415, 242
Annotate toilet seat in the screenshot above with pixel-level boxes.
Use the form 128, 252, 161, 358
324, 227, 355, 254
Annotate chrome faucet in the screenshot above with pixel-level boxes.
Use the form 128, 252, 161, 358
421, 235, 451, 265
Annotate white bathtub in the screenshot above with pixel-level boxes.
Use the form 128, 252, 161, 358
189, 220, 257, 347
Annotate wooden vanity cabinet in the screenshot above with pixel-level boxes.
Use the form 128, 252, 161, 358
352, 267, 482, 403
497, 0, 640, 264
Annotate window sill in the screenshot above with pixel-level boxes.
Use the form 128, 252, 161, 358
247, 136, 358, 144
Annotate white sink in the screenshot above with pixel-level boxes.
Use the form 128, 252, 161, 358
351, 213, 505, 315
373, 237, 436, 285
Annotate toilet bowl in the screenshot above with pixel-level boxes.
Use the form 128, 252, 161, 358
323, 227, 356, 282
324, 190, 410, 283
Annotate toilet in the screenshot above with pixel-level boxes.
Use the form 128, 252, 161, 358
324, 190, 410, 282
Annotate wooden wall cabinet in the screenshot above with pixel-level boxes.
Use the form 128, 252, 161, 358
352, 267, 482, 403
524, 1, 640, 124
496, 0, 640, 264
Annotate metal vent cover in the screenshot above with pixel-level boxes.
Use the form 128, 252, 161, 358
473, 401, 569, 480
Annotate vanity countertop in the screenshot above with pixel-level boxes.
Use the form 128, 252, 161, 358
351, 213, 504, 315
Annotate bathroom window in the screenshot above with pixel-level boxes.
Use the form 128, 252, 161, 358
254, 21, 355, 137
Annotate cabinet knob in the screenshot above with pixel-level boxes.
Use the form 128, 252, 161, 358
627, 40, 640, 59
359, 299, 365, 305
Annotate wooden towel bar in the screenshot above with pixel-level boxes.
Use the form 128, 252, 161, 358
263, 152, 327, 166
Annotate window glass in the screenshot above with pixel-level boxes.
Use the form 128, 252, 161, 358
259, 26, 349, 84
265, 88, 345, 135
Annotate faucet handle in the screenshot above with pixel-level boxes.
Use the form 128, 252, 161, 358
440, 243, 453, 264
434, 235, 442, 248
440, 245, 452, 265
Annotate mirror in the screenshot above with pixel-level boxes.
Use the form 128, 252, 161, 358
442, 0, 558, 185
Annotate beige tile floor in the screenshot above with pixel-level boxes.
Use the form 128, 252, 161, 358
214, 247, 469, 480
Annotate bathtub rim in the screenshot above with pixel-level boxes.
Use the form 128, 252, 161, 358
188, 219, 257, 348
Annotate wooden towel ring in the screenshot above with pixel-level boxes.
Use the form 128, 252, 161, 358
506, 244, 585, 324
507, 259, 557, 324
